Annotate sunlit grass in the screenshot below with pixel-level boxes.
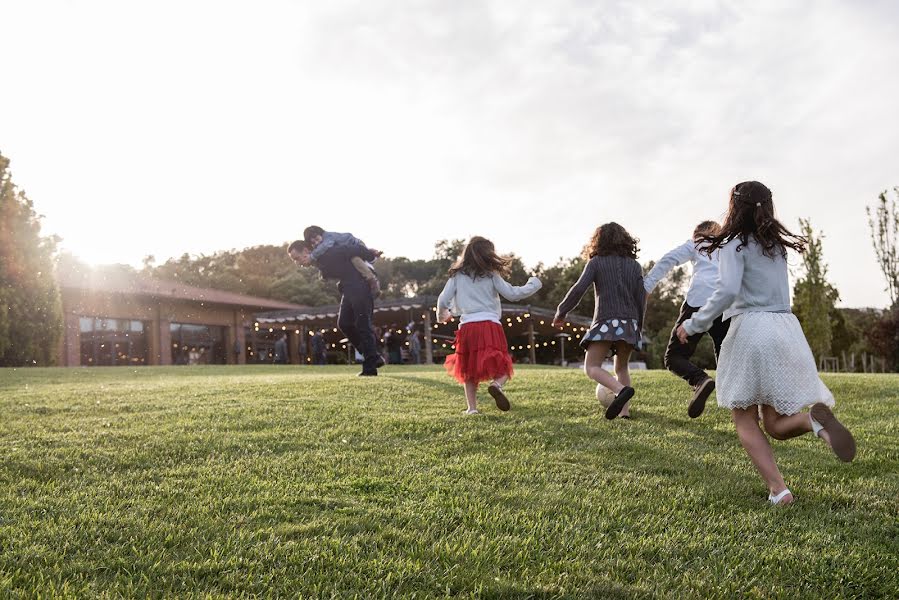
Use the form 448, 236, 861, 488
1, 366, 897, 598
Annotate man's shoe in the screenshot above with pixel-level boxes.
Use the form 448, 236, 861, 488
688, 377, 715, 419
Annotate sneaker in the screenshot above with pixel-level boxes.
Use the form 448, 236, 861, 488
688, 377, 715, 419
463, 408, 480, 415
810, 403, 856, 462
488, 383, 510, 411
605, 386, 634, 420
357, 370, 378, 377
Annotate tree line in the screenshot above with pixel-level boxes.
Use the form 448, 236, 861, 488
1, 150, 897, 369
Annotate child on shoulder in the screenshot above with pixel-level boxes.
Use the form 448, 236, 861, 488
554, 222, 645, 420
304, 225, 382, 298
676, 181, 855, 505
437, 236, 542, 414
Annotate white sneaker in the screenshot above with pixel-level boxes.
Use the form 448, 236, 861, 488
463, 408, 480, 415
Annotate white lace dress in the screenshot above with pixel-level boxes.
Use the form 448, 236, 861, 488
716, 311, 835, 415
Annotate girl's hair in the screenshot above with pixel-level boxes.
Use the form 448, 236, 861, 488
448, 236, 512, 278
692, 220, 719, 241
583, 222, 639, 260
697, 181, 806, 258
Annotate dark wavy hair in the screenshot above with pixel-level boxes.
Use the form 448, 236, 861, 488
583, 222, 639, 260
698, 181, 806, 258
448, 236, 512, 279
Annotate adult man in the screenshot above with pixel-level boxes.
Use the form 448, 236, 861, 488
288, 241, 382, 376
273, 333, 288, 364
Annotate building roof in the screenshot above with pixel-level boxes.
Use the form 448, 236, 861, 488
57, 268, 304, 311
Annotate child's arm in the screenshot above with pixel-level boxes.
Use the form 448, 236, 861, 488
492, 274, 542, 302
553, 259, 596, 325
681, 241, 743, 336
642, 241, 694, 293
436, 277, 457, 323
632, 262, 647, 335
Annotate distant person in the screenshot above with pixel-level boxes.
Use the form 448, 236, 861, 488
438, 236, 542, 414
553, 222, 645, 420
644, 220, 729, 418
297, 337, 307, 365
311, 331, 326, 365
273, 333, 288, 364
288, 240, 382, 376
386, 326, 403, 364
676, 181, 856, 506
408, 330, 422, 365
303, 225, 382, 298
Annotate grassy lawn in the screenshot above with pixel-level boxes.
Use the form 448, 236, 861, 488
1, 365, 897, 599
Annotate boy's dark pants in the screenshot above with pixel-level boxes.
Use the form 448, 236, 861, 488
338, 285, 379, 373
664, 302, 730, 387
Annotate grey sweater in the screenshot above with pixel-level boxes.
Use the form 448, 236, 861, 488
682, 237, 792, 335
555, 255, 646, 330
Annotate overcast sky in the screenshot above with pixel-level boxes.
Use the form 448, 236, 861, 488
1, 0, 897, 307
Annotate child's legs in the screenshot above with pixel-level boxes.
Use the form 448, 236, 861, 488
464, 381, 479, 410
613, 343, 633, 386
584, 342, 623, 393
760, 405, 813, 441
493, 374, 509, 388
732, 407, 788, 494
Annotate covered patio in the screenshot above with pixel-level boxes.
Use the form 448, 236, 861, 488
252, 296, 593, 365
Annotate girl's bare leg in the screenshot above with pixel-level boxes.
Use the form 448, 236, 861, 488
464, 381, 478, 412
760, 405, 813, 441
584, 342, 623, 393
613, 343, 634, 417
732, 407, 792, 501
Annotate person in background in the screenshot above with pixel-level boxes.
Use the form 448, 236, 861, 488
273, 333, 288, 364
408, 330, 422, 365
311, 331, 327, 365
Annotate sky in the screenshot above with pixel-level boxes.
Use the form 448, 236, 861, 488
1, 0, 897, 308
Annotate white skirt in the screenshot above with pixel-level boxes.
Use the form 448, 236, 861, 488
716, 311, 835, 415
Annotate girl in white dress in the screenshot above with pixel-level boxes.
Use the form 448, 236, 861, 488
676, 181, 856, 506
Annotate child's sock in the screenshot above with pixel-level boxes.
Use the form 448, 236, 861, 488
809, 413, 824, 438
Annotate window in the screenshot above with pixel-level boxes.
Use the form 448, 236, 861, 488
79, 318, 149, 366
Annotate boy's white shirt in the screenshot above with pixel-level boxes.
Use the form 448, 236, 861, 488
437, 273, 543, 324
643, 239, 720, 307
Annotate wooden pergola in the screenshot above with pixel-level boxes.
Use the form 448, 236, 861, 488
253, 296, 593, 365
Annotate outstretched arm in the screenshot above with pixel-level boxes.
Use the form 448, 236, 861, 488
680, 241, 743, 337
554, 259, 596, 324
643, 241, 694, 294
492, 274, 542, 302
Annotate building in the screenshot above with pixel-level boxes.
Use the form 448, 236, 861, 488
57, 268, 303, 367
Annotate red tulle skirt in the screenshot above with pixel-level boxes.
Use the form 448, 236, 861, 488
443, 320, 514, 384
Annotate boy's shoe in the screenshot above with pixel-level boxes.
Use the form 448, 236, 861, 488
810, 403, 856, 462
357, 370, 378, 377
605, 386, 634, 420
688, 377, 715, 419
375, 356, 386, 369
488, 383, 510, 411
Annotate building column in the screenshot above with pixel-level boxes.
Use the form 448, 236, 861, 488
527, 320, 536, 365
63, 312, 81, 367
157, 318, 172, 365
288, 328, 301, 364
235, 320, 247, 365
298, 325, 307, 364
424, 310, 434, 364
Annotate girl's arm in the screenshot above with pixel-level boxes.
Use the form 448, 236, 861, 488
632, 262, 647, 334
554, 259, 596, 321
642, 241, 694, 293
492, 273, 542, 302
681, 241, 743, 335
436, 277, 457, 323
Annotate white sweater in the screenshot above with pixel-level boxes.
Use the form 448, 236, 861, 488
437, 273, 543, 324
643, 239, 720, 307
682, 237, 792, 335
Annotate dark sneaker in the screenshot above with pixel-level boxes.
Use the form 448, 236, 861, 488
375, 356, 386, 369
357, 370, 378, 377
688, 377, 715, 419
810, 403, 856, 462
605, 386, 634, 420
488, 384, 511, 411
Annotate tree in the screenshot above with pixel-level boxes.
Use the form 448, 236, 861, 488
866, 187, 899, 307
0, 152, 62, 366
792, 219, 837, 363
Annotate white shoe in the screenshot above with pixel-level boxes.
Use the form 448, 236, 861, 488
768, 488, 793, 505
463, 408, 480, 415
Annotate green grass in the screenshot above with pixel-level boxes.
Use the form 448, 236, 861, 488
1, 366, 897, 599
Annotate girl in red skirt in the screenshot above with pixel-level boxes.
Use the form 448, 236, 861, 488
437, 236, 543, 414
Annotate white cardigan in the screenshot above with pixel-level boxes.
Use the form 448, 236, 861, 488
437, 273, 543, 324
